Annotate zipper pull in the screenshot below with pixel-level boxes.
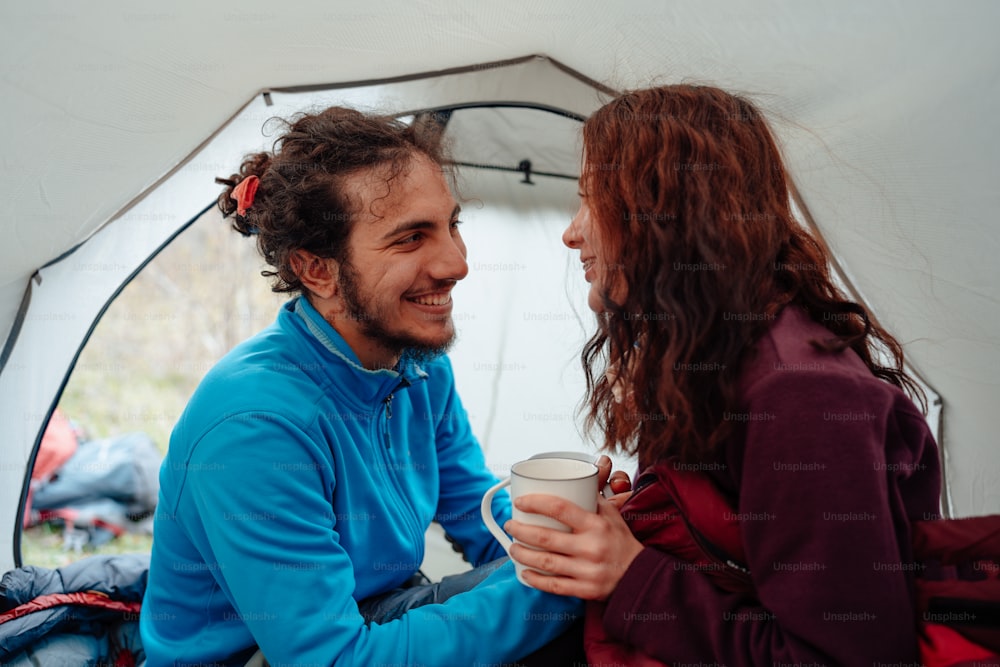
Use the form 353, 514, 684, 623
383, 393, 393, 448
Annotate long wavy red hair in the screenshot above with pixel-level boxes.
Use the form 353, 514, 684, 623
580, 84, 923, 467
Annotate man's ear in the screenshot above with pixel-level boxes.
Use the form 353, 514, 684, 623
289, 250, 339, 300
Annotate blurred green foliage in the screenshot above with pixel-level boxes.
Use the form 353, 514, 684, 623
24, 209, 284, 566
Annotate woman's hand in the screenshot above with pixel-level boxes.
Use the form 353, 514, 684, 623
504, 493, 645, 601
595, 454, 633, 503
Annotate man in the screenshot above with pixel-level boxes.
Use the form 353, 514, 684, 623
140, 107, 583, 666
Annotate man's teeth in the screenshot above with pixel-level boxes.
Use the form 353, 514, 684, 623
583, 259, 595, 271
411, 293, 450, 306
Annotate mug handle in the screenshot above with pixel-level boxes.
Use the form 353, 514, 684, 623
480, 477, 513, 554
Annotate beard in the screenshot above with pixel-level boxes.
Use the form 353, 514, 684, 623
337, 260, 456, 367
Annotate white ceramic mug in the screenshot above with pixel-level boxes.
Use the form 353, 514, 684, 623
530, 450, 615, 498
480, 456, 599, 586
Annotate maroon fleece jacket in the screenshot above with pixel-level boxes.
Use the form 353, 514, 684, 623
603, 307, 941, 666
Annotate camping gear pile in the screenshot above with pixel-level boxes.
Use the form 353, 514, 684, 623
23, 410, 161, 551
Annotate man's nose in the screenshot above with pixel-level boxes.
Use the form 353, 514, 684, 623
431, 235, 469, 281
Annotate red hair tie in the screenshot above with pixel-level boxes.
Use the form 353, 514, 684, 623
231, 175, 260, 216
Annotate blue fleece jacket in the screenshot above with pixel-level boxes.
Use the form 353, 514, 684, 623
140, 297, 580, 666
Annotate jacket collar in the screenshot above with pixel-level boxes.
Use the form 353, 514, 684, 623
291, 296, 428, 390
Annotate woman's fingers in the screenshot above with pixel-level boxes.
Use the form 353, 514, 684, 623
606, 490, 633, 510
596, 455, 613, 488
508, 545, 606, 599
609, 470, 632, 494
596, 456, 632, 497
508, 541, 590, 578
517, 568, 598, 599
504, 519, 576, 554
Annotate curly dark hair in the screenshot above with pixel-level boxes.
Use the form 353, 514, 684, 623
217, 107, 450, 294
579, 84, 924, 467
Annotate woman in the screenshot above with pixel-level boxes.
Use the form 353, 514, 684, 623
504, 85, 941, 665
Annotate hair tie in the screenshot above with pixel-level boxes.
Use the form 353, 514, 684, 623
231, 175, 260, 216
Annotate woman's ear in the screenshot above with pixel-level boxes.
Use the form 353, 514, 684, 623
289, 250, 339, 300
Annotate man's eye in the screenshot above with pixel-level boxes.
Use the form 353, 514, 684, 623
398, 233, 422, 245
450, 219, 463, 229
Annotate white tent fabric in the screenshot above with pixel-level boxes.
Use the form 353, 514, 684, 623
2, 2, 999, 572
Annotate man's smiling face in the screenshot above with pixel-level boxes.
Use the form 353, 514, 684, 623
331, 154, 467, 368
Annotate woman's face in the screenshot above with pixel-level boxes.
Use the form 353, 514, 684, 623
562, 188, 612, 313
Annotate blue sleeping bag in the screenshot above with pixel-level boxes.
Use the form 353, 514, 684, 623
0, 553, 148, 665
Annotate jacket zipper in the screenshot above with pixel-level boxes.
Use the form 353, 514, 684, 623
383, 393, 393, 449
376, 378, 424, 569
